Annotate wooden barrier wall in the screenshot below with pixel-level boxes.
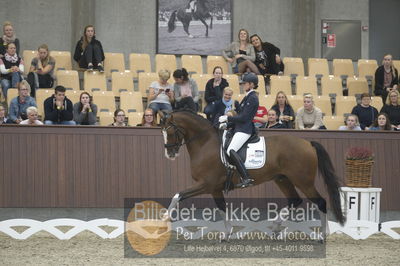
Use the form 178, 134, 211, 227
0, 126, 399, 210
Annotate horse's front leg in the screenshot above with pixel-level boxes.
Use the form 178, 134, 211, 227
183, 23, 194, 38
199, 18, 209, 37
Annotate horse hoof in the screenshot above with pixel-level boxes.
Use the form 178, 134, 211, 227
189, 35, 194, 38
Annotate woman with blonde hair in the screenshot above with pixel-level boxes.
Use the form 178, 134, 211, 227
222, 29, 259, 74
27, 44, 55, 97
270, 91, 295, 128
374, 54, 398, 103
296, 94, 325, 130
338, 114, 361, 130
148, 69, 174, 113
213, 87, 238, 124
20, 106, 43, 125
0, 21, 20, 57
73, 25, 105, 72
137, 108, 158, 127
380, 90, 400, 130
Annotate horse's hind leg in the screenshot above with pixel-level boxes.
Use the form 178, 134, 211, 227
183, 22, 193, 38
212, 191, 232, 240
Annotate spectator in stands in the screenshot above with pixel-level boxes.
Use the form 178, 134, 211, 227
109, 109, 128, 127
222, 29, 259, 74
351, 93, 378, 130
204, 66, 229, 121
27, 44, 55, 98
44, 85, 75, 125
264, 109, 285, 129
369, 113, 392, 131
173, 68, 199, 112
73, 92, 97, 125
148, 69, 174, 113
20, 106, 43, 125
250, 34, 284, 77
374, 54, 398, 104
380, 90, 400, 130
212, 87, 238, 125
0, 21, 20, 58
0, 42, 24, 98
137, 108, 157, 127
253, 99, 268, 128
338, 114, 362, 130
296, 94, 325, 130
271, 91, 295, 129
0, 104, 11, 124
8, 80, 37, 124
73, 25, 105, 72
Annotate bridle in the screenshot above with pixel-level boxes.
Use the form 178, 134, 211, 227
162, 119, 208, 150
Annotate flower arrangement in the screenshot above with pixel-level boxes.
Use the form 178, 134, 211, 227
345, 147, 374, 161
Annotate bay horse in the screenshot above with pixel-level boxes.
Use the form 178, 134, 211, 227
159, 110, 345, 238
167, 0, 213, 38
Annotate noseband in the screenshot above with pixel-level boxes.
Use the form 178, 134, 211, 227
163, 122, 186, 149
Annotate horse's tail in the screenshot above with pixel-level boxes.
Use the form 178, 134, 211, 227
168, 10, 177, 33
311, 141, 346, 225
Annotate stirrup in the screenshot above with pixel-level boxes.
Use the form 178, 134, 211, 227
236, 178, 255, 188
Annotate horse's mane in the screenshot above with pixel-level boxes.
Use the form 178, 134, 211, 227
172, 109, 216, 131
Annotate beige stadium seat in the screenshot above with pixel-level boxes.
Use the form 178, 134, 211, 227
155, 54, 177, 74
22, 50, 37, 75
314, 95, 332, 116
358, 59, 378, 79
104, 52, 125, 78
36, 89, 54, 117
65, 90, 82, 105
181, 55, 203, 75
370, 96, 383, 111
128, 112, 144, 126
6, 88, 18, 107
99, 112, 114, 126
335, 96, 357, 117
84, 71, 107, 92
191, 74, 212, 92
206, 55, 229, 74
232, 93, 245, 103
347, 77, 368, 96
258, 94, 276, 110
392, 60, 400, 72
308, 58, 329, 78
56, 70, 80, 91
120, 91, 144, 113
270, 75, 292, 96
129, 53, 151, 78
257, 75, 266, 96
333, 59, 354, 78
138, 72, 159, 97
296, 76, 318, 96
324, 116, 345, 130
224, 74, 240, 95
288, 95, 304, 113
92, 91, 116, 112
321, 76, 343, 96
50, 51, 72, 71
111, 71, 134, 96
283, 57, 305, 77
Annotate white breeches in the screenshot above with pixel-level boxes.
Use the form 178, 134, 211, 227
226, 132, 251, 155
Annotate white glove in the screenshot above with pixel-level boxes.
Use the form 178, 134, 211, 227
219, 122, 227, 130
219, 115, 228, 123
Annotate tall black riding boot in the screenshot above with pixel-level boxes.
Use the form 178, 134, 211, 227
229, 150, 254, 188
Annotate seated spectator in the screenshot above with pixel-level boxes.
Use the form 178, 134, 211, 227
338, 114, 362, 130
173, 68, 199, 112
0, 42, 24, 98
253, 103, 268, 128
27, 44, 55, 98
137, 108, 157, 127
44, 85, 75, 125
148, 69, 174, 113
212, 87, 238, 125
20, 106, 43, 125
374, 54, 398, 104
0, 21, 20, 58
8, 80, 37, 124
351, 93, 378, 130
296, 94, 325, 130
204, 66, 229, 121
369, 113, 393, 131
109, 109, 129, 127
73, 25, 105, 72
73, 92, 98, 125
0, 104, 11, 124
271, 91, 295, 129
380, 90, 400, 130
264, 109, 285, 129
222, 29, 259, 74
250, 34, 284, 77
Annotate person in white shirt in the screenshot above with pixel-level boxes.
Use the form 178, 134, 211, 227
20, 106, 43, 125
338, 114, 361, 131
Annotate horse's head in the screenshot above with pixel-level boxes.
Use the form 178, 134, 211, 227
159, 111, 185, 160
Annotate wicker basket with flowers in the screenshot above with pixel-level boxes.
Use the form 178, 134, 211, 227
345, 147, 374, 187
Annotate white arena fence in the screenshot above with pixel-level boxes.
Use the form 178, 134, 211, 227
0, 219, 399, 240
